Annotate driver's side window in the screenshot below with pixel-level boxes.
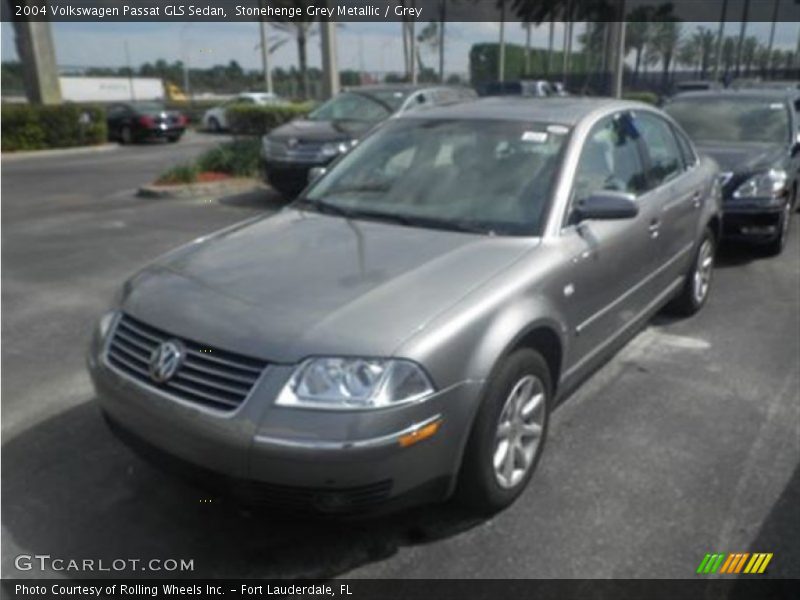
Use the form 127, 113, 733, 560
572, 114, 648, 206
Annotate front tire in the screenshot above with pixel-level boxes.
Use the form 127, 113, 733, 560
764, 199, 792, 256
456, 348, 551, 515
667, 227, 715, 316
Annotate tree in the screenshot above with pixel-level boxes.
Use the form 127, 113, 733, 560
625, 8, 652, 83
692, 27, 717, 79
269, 1, 318, 99
649, 19, 682, 90
740, 36, 759, 77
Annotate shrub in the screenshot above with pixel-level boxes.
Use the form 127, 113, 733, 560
196, 139, 261, 177
1, 103, 107, 151
227, 102, 313, 136
622, 91, 660, 105
156, 163, 199, 185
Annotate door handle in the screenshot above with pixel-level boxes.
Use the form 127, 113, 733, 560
648, 219, 661, 239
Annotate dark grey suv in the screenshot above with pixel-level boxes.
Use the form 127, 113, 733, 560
89, 98, 721, 515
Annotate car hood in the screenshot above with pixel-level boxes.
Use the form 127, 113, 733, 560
123, 210, 534, 364
695, 142, 785, 174
268, 119, 376, 143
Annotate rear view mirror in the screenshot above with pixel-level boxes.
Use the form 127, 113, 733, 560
574, 191, 638, 222
308, 166, 327, 183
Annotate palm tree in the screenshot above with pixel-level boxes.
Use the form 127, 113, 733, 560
677, 36, 700, 75
269, 2, 317, 99
693, 27, 717, 79
522, 21, 533, 75
650, 19, 682, 90
740, 36, 759, 77
735, 0, 751, 77
625, 8, 653, 83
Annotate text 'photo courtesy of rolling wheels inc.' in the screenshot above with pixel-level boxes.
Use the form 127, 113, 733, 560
1, 0, 799, 599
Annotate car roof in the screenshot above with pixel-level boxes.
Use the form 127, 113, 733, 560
396, 96, 648, 126
670, 89, 798, 102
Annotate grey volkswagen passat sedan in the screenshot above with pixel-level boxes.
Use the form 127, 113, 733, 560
89, 98, 721, 515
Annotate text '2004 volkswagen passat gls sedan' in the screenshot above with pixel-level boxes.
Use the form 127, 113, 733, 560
89, 98, 721, 515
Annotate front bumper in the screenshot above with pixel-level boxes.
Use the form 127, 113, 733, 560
88, 339, 481, 514
139, 126, 184, 141
262, 159, 327, 194
722, 200, 785, 242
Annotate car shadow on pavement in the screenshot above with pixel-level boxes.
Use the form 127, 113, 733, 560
2, 402, 485, 579
714, 242, 772, 269
218, 187, 288, 211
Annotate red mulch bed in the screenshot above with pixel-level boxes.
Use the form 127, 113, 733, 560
196, 171, 231, 183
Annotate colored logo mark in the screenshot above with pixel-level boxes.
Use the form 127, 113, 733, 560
696, 553, 773, 575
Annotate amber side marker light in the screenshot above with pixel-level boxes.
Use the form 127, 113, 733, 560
398, 419, 442, 448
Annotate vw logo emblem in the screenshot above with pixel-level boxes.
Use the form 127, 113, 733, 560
148, 340, 185, 383
286, 137, 299, 148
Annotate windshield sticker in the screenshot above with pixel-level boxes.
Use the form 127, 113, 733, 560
547, 125, 569, 135
522, 131, 548, 143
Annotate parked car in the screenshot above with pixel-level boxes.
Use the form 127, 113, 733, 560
261, 84, 477, 197
664, 89, 799, 255
202, 92, 285, 132
672, 80, 722, 94
89, 97, 721, 515
478, 79, 565, 98
106, 102, 187, 144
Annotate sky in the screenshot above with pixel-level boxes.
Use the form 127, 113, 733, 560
2, 20, 799, 76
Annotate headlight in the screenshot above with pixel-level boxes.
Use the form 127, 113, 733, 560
320, 139, 356, 158
276, 357, 435, 410
733, 169, 788, 199
97, 310, 117, 340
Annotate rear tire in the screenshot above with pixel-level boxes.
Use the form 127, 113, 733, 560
667, 227, 715, 316
456, 348, 551, 515
120, 126, 133, 145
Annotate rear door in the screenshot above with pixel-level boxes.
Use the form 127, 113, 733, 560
633, 111, 704, 289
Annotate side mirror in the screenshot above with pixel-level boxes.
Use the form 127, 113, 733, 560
792, 132, 800, 156
574, 191, 639, 222
308, 166, 327, 183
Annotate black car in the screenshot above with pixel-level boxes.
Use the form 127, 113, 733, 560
261, 85, 476, 197
106, 102, 187, 144
664, 90, 799, 255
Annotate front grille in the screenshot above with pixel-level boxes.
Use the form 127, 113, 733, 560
264, 139, 325, 163
106, 314, 267, 411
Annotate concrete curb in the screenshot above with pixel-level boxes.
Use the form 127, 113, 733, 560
2, 144, 118, 162
137, 177, 264, 199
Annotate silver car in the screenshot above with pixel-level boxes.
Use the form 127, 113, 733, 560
88, 98, 721, 514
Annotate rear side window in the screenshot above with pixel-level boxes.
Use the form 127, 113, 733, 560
635, 112, 683, 186
672, 125, 698, 169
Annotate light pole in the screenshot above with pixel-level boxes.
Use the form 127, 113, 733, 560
258, 18, 274, 94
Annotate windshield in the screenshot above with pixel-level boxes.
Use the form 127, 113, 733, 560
302, 119, 569, 236
665, 97, 791, 144
307, 92, 394, 122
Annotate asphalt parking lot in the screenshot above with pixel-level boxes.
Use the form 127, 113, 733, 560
2, 133, 798, 580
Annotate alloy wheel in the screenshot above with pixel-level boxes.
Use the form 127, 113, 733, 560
692, 238, 714, 305
493, 374, 546, 489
